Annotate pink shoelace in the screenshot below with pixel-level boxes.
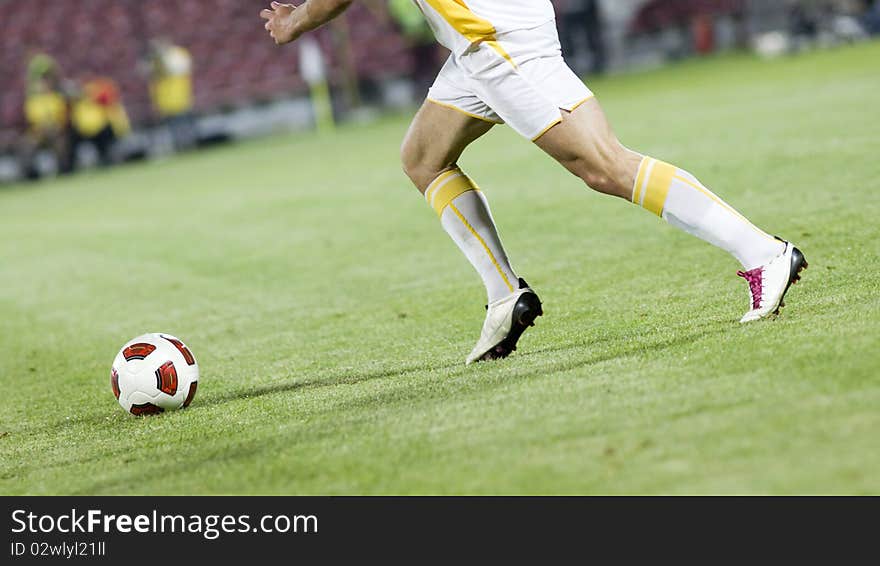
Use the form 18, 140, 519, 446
737, 268, 764, 310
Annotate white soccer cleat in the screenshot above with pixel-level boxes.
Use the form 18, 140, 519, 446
738, 239, 808, 323
466, 278, 543, 365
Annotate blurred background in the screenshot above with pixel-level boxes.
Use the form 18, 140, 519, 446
1, 0, 877, 183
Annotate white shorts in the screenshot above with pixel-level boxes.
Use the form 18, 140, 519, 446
427, 20, 594, 141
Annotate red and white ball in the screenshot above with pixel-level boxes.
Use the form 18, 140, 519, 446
111, 333, 199, 416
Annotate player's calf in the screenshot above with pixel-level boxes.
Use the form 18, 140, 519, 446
421, 168, 541, 363
534, 99, 642, 199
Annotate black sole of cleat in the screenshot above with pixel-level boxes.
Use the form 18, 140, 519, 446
479, 292, 543, 362
773, 247, 808, 316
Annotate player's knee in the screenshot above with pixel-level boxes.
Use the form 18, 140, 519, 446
400, 157, 420, 189
581, 171, 615, 194
400, 142, 447, 194
400, 141, 429, 192
401, 162, 436, 195
572, 155, 617, 194
578, 145, 631, 197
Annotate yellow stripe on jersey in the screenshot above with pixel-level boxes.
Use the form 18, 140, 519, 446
423, 0, 495, 41
423, 0, 517, 67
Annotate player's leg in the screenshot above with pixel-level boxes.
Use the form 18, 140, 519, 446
534, 98, 807, 321
401, 100, 542, 363
400, 100, 493, 193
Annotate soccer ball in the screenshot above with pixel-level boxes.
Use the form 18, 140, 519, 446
111, 333, 199, 416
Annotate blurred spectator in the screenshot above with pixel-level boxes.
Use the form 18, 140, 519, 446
559, 0, 607, 74
148, 38, 196, 150
863, 0, 880, 33
692, 13, 715, 54
789, 1, 820, 40
70, 77, 131, 167
388, 0, 443, 96
19, 52, 72, 178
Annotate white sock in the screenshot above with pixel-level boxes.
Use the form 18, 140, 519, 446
632, 157, 784, 270
425, 168, 518, 303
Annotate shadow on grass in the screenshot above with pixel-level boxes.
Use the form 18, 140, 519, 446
521, 316, 729, 361
27, 318, 730, 441
11, 359, 465, 441
197, 359, 465, 409
200, 317, 732, 416
6, 319, 734, 491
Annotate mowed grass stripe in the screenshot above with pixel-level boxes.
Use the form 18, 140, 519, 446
0, 43, 878, 494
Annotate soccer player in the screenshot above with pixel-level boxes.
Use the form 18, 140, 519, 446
260, 1, 808, 364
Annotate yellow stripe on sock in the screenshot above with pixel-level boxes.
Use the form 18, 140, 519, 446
425, 168, 460, 205
672, 173, 778, 243
429, 170, 479, 217
449, 202, 515, 293
632, 157, 651, 203
642, 159, 676, 216
637, 158, 657, 206
425, 168, 478, 212
672, 173, 751, 223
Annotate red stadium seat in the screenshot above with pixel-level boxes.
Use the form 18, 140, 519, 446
0, 0, 411, 140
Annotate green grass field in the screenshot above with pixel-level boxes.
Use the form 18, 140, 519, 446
1, 43, 879, 495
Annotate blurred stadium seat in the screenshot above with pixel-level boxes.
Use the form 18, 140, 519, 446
0, 0, 410, 147
629, 0, 745, 33
0, 0, 872, 152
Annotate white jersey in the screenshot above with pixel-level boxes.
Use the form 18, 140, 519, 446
414, 0, 556, 55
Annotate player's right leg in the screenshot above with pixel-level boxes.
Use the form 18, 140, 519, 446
457, 20, 806, 323
534, 99, 807, 322
401, 100, 543, 364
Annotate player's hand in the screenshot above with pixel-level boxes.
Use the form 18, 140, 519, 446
260, 2, 300, 45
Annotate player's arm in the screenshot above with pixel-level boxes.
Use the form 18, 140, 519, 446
260, 0, 354, 45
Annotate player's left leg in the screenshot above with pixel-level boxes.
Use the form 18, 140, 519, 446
401, 100, 543, 363
534, 98, 807, 322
